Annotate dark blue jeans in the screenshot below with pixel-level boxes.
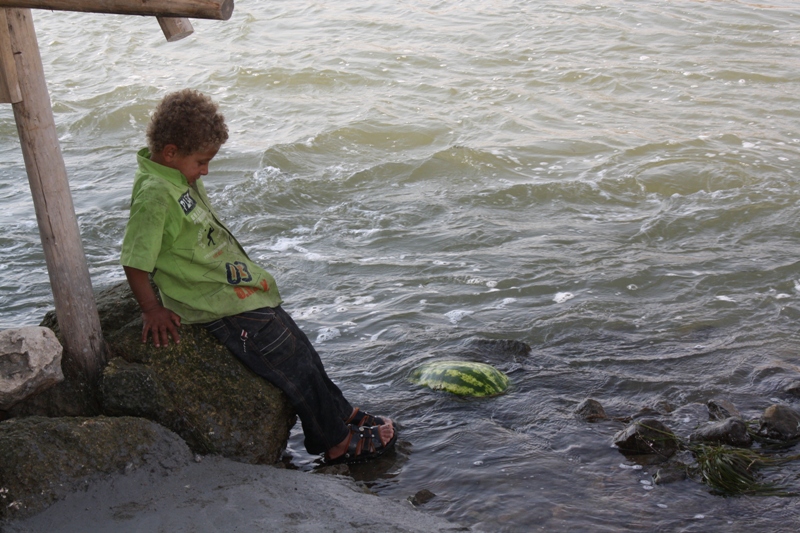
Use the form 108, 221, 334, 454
203, 306, 352, 455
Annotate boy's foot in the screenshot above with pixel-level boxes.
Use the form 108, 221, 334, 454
326, 417, 396, 464
345, 407, 397, 430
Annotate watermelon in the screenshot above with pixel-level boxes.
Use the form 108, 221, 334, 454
410, 360, 509, 397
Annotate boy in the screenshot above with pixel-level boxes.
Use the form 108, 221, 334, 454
120, 89, 396, 464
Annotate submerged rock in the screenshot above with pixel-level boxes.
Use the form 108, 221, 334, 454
784, 380, 800, 398
408, 489, 436, 506
0, 416, 191, 521
706, 399, 741, 421
758, 404, 800, 441
465, 338, 531, 358
689, 417, 752, 447
575, 398, 607, 422
613, 418, 679, 462
0, 327, 63, 410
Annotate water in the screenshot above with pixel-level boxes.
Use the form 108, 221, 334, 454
2, 1, 800, 530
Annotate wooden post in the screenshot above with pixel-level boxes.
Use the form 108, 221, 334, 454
0, 9, 22, 103
157, 16, 194, 42
5, 8, 106, 381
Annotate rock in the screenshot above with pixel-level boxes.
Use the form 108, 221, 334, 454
758, 404, 800, 441
0, 327, 63, 410
10, 282, 296, 464
689, 417, 752, 447
98, 318, 296, 465
0, 415, 191, 521
707, 399, 741, 421
466, 338, 532, 357
613, 418, 679, 462
784, 381, 800, 398
652, 465, 688, 485
408, 489, 436, 506
575, 398, 607, 422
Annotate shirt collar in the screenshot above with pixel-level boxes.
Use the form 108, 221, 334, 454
137, 147, 190, 188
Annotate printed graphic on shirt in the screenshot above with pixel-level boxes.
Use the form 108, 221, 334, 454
234, 279, 270, 299
225, 261, 253, 285
178, 190, 196, 215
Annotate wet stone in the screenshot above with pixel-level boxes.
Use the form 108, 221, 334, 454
575, 398, 607, 422
689, 417, 752, 447
707, 399, 741, 421
758, 404, 800, 441
784, 381, 800, 398
613, 418, 679, 462
409, 489, 436, 506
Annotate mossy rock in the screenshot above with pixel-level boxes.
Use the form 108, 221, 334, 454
14, 282, 296, 465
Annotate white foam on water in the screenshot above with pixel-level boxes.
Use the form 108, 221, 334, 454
296, 306, 323, 319
445, 309, 473, 324
362, 381, 393, 390
316, 327, 341, 343
775, 293, 791, 299
269, 236, 307, 252
794, 280, 800, 293
715, 295, 735, 302
553, 292, 575, 304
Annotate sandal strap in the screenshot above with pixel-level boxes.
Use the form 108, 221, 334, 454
341, 424, 385, 460
347, 408, 386, 428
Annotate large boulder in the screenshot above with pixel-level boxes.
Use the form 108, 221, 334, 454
9, 282, 296, 464
0, 327, 63, 410
0, 416, 191, 521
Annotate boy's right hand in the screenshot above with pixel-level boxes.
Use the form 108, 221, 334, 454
141, 304, 182, 347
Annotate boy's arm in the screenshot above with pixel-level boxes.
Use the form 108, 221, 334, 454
123, 266, 181, 347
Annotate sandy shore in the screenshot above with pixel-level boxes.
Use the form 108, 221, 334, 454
2, 456, 469, 533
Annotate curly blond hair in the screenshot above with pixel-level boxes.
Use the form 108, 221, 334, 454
147, 89, 229, 155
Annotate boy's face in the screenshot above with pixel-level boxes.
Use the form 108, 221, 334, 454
161, 145, 219, 185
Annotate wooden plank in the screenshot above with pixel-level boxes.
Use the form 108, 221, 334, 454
0, 0, 233, 20
0, 9, 22, 103
157, 16, 194, 42
6, 8, 106, 381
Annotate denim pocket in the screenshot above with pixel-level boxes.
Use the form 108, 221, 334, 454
204, 318, 231, 344
234, 309, 296, 366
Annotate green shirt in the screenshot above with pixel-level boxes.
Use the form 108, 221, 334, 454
120, 148, 282, 323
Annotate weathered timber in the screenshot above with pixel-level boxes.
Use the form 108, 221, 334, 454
157, 16, 194, 42
5, 8, 106, 382
0, 9, 22, 103
0, 0, 233, 20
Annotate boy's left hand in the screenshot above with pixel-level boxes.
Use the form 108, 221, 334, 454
141, 305, 182, 347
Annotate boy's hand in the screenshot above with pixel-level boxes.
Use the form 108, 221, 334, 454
141, 304, 182, 347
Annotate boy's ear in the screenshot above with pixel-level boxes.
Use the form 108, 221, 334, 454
161, 144, 179, 162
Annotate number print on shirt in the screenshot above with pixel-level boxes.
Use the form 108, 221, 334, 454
225, 261, 253, 285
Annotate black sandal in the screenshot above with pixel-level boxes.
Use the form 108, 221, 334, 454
346, 408, 397, 430
325, 423, 398, 465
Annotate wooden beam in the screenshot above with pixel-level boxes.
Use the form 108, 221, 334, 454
6, 8, 106, 382
0, 0, 233, 20
0, 9, 22, 103
157, 17, 194, 42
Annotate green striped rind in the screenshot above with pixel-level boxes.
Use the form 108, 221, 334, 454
410, 361, 509, 397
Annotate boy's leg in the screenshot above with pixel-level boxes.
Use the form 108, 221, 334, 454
204, 307, 352, 455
